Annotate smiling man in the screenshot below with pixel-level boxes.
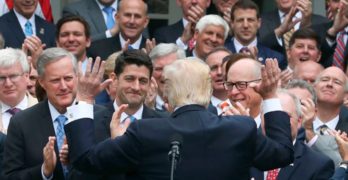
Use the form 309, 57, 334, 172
286, 28, 322, 70
186, 14, 229, 60
56, 15, 91, 73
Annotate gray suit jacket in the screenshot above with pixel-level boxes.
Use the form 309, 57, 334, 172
312, 135, 341, 167
63, 0, 111, 41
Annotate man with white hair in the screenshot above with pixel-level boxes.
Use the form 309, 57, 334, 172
187, 14, 230, 60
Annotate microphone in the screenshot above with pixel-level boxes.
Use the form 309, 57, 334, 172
168, 134, 183, 180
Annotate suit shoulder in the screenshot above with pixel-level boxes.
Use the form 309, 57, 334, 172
301, 142, 334, 166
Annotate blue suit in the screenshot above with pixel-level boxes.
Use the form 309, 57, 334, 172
224, 39, 287, 70
330, 167, 348, 180
66, 104, 294, 180
250, 139, 334, 180
0, 10, 55, 49
152, 20, 184, 43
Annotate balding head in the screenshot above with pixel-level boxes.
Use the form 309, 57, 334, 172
293, 61, 324, 85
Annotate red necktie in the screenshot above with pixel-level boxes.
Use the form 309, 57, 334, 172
266, 168, 279, 180
188, 38, 195, 50
333, 31, 346, 70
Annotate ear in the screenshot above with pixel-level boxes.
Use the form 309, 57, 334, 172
144, 16, 150, 28
193, 29, 199, 41
38, 77, 45, 90
316, 51, 322, 62
86, 37, 91, 48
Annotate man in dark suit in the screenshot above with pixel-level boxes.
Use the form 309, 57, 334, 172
2, 48, 106, 179
87, 0, 149, 60
153, 0, 211, 49
63, 0, 119, 42
250, 90, 335, 180
0, 0, 55, 49
63, 54, 294, 179
258, 0, 330, 59
224, 0, 287, 70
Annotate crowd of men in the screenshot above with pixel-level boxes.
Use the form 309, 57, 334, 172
1, 0, 348, 179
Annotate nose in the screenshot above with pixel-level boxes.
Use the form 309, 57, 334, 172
59, 79, 68, 89
217, 66, 222, 75
132, 80, 140, 90
242, 19, 248, 27
228, 85, 240, 96
3, 77, 13, 87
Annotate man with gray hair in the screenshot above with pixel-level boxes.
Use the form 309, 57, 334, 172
149, 43, 185, 111
186, 14, 229, 60
3, 47, 107, 179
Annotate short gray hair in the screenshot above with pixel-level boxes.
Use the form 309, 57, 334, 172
195, 14, 230, 40
149, 43, 186, 62
37, 47, 77, 77
285, 79, 318, 105
277, 89, 302, 118
0, 48, 29, 73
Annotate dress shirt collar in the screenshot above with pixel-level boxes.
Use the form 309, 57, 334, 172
210, 96, 226, 115
155, 95, 165, 110
119, 33, 142, 49
278, 10, 302, 29
48, 100, 69, 124
254, 113, 261, 129
95, 0, 118, 12
182, 18, 189, 28
233, 38, 257, 53
14, 8, 36, 35
313, 115, 339, 133
1, 95, 28, 113
113, 100, 143, 122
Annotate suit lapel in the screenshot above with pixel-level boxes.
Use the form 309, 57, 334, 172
8, 11, 26, 45
87, 0, 107, 32
278, 141, 304, 180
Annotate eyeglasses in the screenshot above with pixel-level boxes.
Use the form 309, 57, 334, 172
0, 73, 24, 84
223, 79, 261, 91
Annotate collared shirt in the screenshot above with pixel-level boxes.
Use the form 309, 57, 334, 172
313, 115, 339, 134
80, 57, 89, 74
113, 100, 143, 122
233, 38, 257, 53
95, 0, 118, 38
276, 10, 302, 46
254, 114, 261, 129
210, 96, 228, 115
13, 9, 36, 36
48, 101, 69, 133
155, 95, 165, 111
119, 33, 142, 49
1, 95, 28, 130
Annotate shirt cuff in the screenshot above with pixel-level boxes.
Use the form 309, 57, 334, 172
66, 101, 93, 124
41, 164, 53, 180
326, 37, 335, 47
105, 30, 112, 38
176, 37, 188, 50
262, 98, 282, 114
276, 35, 283, 47
306, 134, 318, 147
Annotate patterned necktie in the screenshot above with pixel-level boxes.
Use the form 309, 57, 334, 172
283, 28, 295, 49
103, 6, 115, 30
266, 168, 279, 180
188, 38, 195, 50
333, 31, 346, 70
55, 115, 69, 178
24, 21, 33, 36
319, 124, 328, 135
6, 108, 21, 116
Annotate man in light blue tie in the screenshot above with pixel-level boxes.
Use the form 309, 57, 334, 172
0, 0, 56, 48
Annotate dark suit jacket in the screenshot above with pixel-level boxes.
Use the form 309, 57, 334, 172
258, 10, 333, 67
0, 10, 55, 49
3, 100, 106, 180
63, 0, 109, 41
152, 19, 184, 43
330, 167, 348, 180
87, 34, 147, 60
224, 39, 287, 70
0, 132, 5, 179
336, 106, 348, 134
250, 140, 334, 180
66, 104, 294, 180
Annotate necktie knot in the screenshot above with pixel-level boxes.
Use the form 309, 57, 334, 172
24, 21, 33, 36
239, 46, 250, 53
128, 115, 137, 122
7, 108, 21, 116
128, 45, 134, 50
318, 124, 328, 135
103, 6, 115, 30
55, 115, 67, 125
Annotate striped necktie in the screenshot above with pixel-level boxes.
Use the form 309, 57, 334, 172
283, 28, 295, 49
333, 31, 346, 70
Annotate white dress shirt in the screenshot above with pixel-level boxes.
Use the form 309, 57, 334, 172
95, 0, 118, 38
13, 9, 36, 36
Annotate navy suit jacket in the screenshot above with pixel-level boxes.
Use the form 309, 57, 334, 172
87, 33, 147, 60
152, 19, 184, 43
66, 104, 294, 180
250, 139, 334, 180
336, 106, 348, 134
330, 167, 348, 180
0, 10, 55, 49
3, 100, 106, 180
0, 132, 5, 179
224, 39, 287, 70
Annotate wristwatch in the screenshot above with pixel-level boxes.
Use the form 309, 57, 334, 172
339, 161, 348, 169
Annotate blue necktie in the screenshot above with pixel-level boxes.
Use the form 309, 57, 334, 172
55, 115, 69, 178
128, 115, 136, 122
103, 6, 115, 30
128, 45, 134, 50
24, 21, 33, 36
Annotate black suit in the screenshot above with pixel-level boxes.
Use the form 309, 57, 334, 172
336, 106, 348, 134
250, 139, 334, 180
0, 10, 55, 49
87, 34, 147, 60
3, 100, 106, 179
66, 104, 294, 179
0, 132, 5, 179
152, 19, 184, 43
